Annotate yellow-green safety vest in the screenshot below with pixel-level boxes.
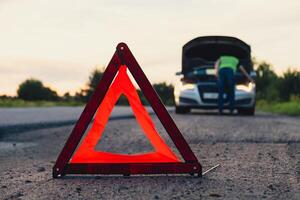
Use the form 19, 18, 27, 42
219, 56, 239, 73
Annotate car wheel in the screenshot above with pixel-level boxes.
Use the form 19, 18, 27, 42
175, 106, 190, 114
238, 107, 255, 115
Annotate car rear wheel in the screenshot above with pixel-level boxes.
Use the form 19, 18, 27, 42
175, 106, 190, 114
237, 107, 255, 116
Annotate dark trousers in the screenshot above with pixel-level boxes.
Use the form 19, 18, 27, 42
218, 68, 235, 113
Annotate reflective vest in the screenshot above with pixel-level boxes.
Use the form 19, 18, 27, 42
219, 56, 239, 73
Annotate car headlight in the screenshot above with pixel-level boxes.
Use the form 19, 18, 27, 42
181, 83, 195, 90
174, 83, 195, 97
236, 82, 255, 92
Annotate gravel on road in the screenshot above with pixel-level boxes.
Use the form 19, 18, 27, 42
0, 111, 299, 199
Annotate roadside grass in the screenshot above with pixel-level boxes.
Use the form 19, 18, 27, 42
257, 100, 300, 116
0, 98, 83, 107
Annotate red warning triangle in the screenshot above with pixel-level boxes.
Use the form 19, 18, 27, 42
53, 43, 201, 177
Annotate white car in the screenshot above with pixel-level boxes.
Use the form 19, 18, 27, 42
174, 36, 256, 115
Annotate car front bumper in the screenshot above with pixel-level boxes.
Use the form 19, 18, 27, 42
174, 83, 256, 109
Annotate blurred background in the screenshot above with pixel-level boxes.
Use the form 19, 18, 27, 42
0, 0, 299, 115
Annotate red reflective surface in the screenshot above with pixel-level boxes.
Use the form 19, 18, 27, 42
71, 66, 179, 163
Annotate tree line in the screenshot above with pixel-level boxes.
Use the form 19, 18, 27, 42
3, 60, 300, 105
13, 68, 175, 106
255, 60, 300, 102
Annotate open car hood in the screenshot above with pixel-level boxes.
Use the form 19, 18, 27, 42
182, 36, 252, 74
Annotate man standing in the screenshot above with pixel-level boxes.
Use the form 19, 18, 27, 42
214, 55, 253, 114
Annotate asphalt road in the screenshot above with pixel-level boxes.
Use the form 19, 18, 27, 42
0, 106, 156, 135
0, 106, 157, 126
0, 108, 299, 199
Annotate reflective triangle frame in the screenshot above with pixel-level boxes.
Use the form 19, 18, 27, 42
53, 43, 202, 178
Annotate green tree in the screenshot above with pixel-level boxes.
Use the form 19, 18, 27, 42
62, 92, 73, 101
279, 68, 300, 101
83, 68, 104, 102
153, 82, 175, 106
17, 79, 59, 101
255, 61, 280, 101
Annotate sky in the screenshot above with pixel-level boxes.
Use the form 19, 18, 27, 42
0, 0, 300, 96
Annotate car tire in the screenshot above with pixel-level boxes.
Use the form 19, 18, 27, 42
237, 107, 255, 116
175, 106, 190, 114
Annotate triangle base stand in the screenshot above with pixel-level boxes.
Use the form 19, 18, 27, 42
54, 163, 201, 177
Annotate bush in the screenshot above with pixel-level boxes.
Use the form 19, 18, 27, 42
17, 79, 59, 101
153, 82, 175, 106
279, 69, 300, 101
255, 60, 300, 102
255, 61, 280, 101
